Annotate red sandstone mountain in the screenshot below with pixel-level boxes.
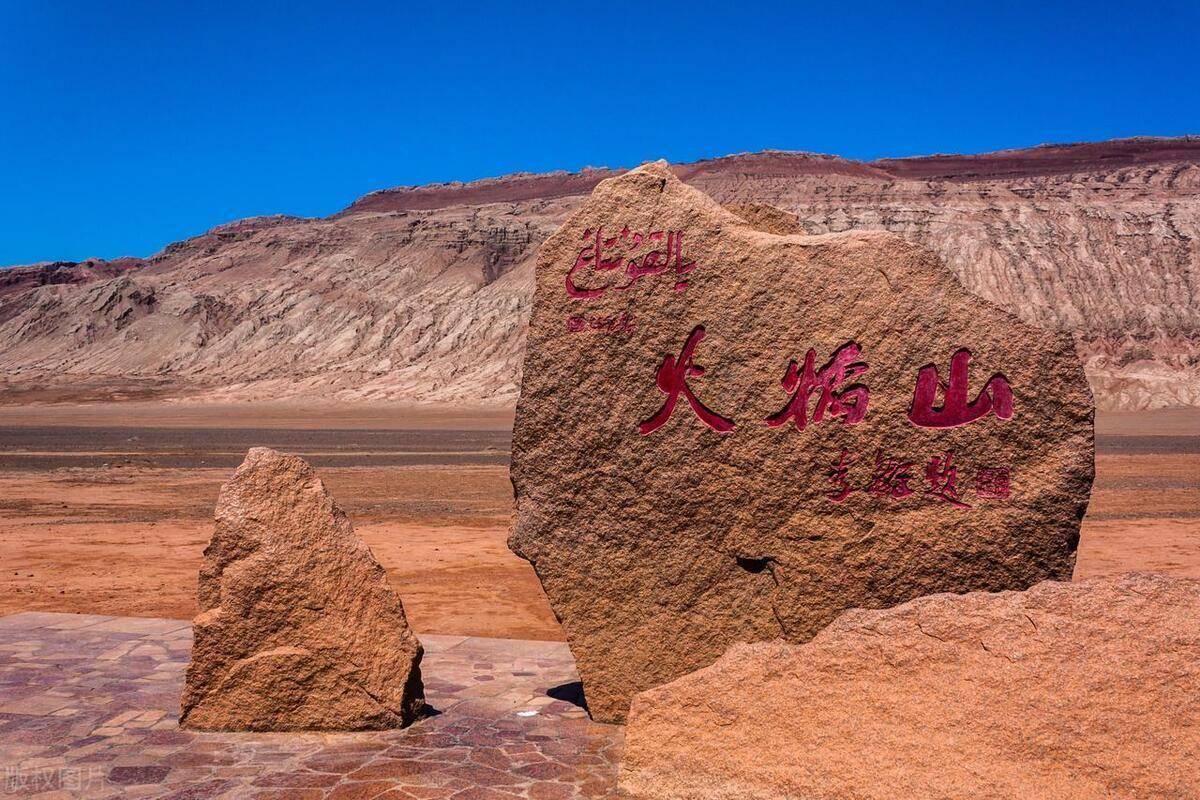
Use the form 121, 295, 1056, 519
0, 137, 1196, 410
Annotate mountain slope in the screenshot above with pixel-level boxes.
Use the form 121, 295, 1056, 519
1, 137, 1196, 410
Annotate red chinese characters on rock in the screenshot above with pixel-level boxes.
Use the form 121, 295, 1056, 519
632, 326, 1020, 507
635, 336, 1016, 435
924, 451, 969, 508
566, 226, 697, 299
764, 343, 870, 430
824, 448, 1012, 507
908, 349, 1014, 428
827, 449, 854, 502
864, 450, 916, 500
639, 326, 735, 436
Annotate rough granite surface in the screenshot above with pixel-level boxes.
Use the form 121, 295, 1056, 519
510, 162, 1094, 722
181, 447, 425, 731
620, 573, 1200, 800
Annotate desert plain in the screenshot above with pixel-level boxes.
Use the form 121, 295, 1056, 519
0, 398, 1195, 642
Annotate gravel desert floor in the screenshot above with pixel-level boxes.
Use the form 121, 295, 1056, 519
0, 402, 1195, 641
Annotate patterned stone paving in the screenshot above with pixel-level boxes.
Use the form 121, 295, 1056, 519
0, 613, 622, 799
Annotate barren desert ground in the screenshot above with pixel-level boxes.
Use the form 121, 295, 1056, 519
0, 402, 1195, 641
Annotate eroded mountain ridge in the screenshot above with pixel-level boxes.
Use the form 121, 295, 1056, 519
1, 137, 1196, 410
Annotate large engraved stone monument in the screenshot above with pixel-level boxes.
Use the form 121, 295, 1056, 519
509, 162, 1094, 723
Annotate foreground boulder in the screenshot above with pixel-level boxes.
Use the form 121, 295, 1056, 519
509, 161, 1094, 722
180, 447, 424, 731
620, 573, 1200, 800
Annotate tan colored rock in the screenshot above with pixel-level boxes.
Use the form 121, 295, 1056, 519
509, 161, 1094, 722
723, 202, 805, 235
620, 573, 1200, 800
180, 447, 425, 731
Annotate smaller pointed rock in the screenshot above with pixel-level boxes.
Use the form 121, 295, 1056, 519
180, 447, 425, 731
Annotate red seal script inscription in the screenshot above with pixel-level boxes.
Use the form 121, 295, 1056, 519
974, 466, 1012, 499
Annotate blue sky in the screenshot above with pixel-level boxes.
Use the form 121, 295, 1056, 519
1, 0, 1196, 266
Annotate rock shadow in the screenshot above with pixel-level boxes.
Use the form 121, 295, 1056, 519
547, 681, 589, 712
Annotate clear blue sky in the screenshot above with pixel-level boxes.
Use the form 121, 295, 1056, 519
1, 0, 1195, 266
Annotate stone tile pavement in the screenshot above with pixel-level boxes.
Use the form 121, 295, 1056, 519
0, 612, 622, 799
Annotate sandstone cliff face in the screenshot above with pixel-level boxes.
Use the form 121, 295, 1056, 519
0, 209, 558, 403
0, 258, 139, 301
1, 138, 1195, 409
